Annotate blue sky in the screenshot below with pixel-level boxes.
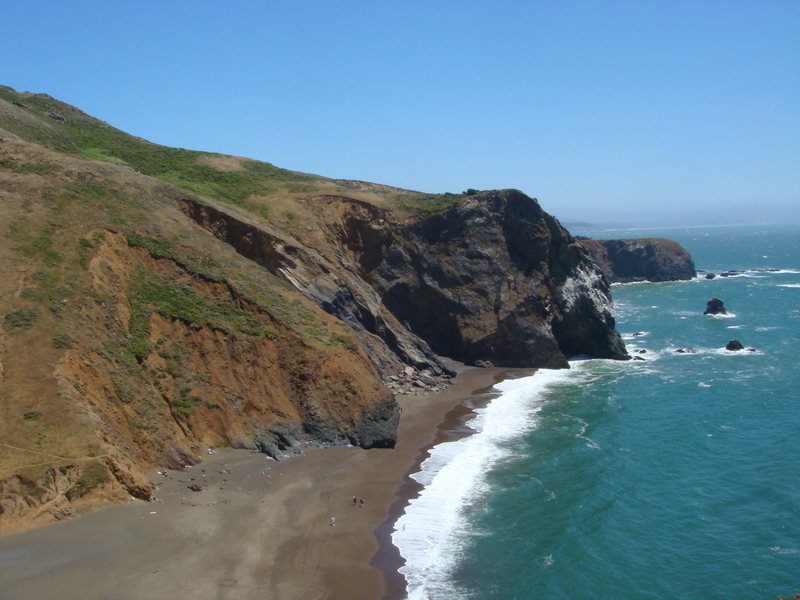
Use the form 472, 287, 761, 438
2, 1, 798, 225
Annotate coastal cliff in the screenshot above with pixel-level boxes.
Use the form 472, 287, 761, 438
0, 86, 626, 531
578, 238, 696, 283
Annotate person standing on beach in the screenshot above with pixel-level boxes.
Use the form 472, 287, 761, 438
352, 495, 357, 506
359, 498, 366, 508
330, 516, 336, 526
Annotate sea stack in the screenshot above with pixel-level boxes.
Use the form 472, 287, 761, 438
704, 297, 727, 315
725, 339, 744, 351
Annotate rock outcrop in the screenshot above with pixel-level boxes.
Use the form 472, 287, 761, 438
704, 297, 727, 315
578, 238, 696, 283
725, 339, 744, 351
363, 190, 629, 368
180, 190, 629, 370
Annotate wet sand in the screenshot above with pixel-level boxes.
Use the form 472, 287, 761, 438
0, 363, 531, 600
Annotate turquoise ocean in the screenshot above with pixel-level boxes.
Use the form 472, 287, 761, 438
392, 224, 800, 600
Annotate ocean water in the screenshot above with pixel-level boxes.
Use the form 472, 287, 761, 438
392, 224, 800, 600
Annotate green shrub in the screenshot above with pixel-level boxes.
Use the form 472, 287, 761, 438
52, 333, 75, 349
70, 461, 110, 498
171, 387, 210, 418
4, 309, 39, 329
131, 271, 266, 338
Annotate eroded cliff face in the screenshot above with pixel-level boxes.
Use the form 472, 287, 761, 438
578, 238, 696, 283
0, 135, 397, 532
361, 190, 628, 367
179, 190, 628, 370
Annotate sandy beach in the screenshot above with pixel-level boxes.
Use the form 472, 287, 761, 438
0, 363, 531, 600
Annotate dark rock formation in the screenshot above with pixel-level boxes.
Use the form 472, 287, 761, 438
578, 238, 696, 283
705, 273, 716, 280
181, 190, 629, 370
363, 190, 629, 368
725, 339, 744, 351
704, 298, 727, 315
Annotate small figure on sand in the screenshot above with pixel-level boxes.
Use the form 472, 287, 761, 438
330, 516, 336, 527
352, 495, 357, 506
359, 498, 366, 508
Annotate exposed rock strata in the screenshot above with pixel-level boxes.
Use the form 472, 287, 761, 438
179, 190, 628, 370
579, 238, 696, 283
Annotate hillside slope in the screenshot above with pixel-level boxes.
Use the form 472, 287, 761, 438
0, 86, 626, 531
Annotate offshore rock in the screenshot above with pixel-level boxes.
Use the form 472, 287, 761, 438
725, 339, 744, 351
579, 238, 696, 283
704, 297, 727, 315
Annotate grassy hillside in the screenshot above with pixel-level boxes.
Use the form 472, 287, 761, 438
0, 86, 464, 218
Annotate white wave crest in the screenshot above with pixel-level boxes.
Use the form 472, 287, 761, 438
393, 367, 580, 600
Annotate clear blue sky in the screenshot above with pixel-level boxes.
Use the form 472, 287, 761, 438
2, 1, 798, 225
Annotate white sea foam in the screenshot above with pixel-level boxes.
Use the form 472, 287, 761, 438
778, 283, 800, 288
393, 366, 580, 600
707, 312, 737, 319
622, 331, 650, 340
712, 347, 763, 356
770, 546, 799, 555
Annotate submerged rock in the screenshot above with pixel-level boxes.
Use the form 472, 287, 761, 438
704, 298, 727, 315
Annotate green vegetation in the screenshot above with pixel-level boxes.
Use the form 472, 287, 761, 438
331, 332, 358, 351
23, 411, 42, 421
0, 157, 57, 175
20, 270, 78, 315
397, 191, 466, 215
52, 333, 75, 349
112, 379, 137, 404
127, 303, 152, 361
7, 225, 64, 266
96, 340, 144, 378
69, 460, 110, 498
4, 309, 39, 329
171, 386, 213, 418
131, 270, 268, 338
0, 87, 314, 209
127, 234, 225, 282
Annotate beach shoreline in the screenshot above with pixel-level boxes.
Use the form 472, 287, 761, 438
0, 362, 531, 600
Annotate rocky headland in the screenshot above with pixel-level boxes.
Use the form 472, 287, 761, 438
578, 237, 696, 283
0, 86, 626, 531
